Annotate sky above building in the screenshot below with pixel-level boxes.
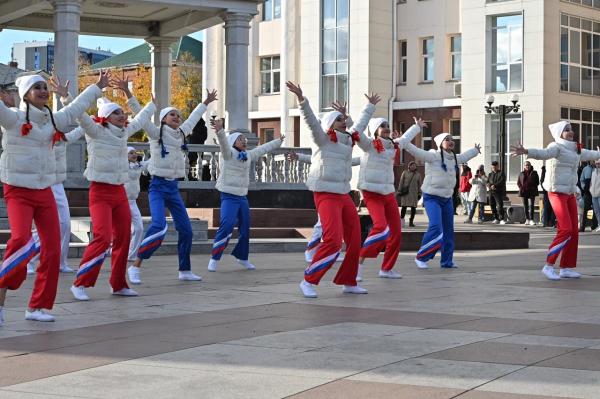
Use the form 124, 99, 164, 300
0, 29, 203, 65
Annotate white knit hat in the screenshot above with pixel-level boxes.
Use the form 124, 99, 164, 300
15, 75, 46, 99
127, 146, 136, 153
433, 133, 451, 149
159, 106, 180, 122
227, 132, 243, 148
548, 120, 570, 142
97, 97, 121, 118
320, 110, 342, 132
368, 118, 387, 135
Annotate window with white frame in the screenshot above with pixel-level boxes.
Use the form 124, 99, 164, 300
490, 14, 523, 92
450, 35, 461, 80
560, 14, 600, 96
321, 0, 349, 110
399, 40, 407, 84
263, 0, 281, 21
561, 106, 600, 149
260, 56, 280, 94
449, 119, 461, 153
490, 113, 522, 181
422, 37, 434, 82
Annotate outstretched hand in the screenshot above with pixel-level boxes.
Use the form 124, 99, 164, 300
331, 101, 347, 116
391, 130, 401, 139
364, 92, 381, 105
511, 142, 528, 156
96, 69, 111, 90
474, 143, 481, 153
48, 72, 70, 98
203, 89, 218, 105
280, 134, 286, 142
413, 117, 428, 128
286, 81, 303, 100
110, 73, 132, 97
210, 118, 224, 132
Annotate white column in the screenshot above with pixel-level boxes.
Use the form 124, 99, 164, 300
52, 0, 81, 111
222, 12, 254, 140
146, 36, 176, 121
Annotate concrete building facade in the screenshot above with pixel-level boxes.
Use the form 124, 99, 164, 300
11, 41, 113, 73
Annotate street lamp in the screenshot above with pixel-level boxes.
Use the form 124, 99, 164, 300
484, 94, 520, 176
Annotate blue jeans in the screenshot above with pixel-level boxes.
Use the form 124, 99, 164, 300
592, 196, 600, 228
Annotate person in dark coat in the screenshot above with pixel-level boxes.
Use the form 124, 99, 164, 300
487, 161, 506, 224
186, 114, 208, 181
517, 161, 540, 225
540, 164, 556, 227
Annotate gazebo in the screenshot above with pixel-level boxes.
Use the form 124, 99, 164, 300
0, 0, 261, 133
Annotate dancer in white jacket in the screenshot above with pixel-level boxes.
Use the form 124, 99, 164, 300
398, 128, 480, 269
124, 147, 149, 263
512, 120, 600, 280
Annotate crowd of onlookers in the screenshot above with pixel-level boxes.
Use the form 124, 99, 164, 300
395, 158, 600, 231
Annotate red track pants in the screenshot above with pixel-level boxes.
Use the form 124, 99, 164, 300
304, 192, 360, 286
547, 192, 578, 268
74, 182, 131, 290
0, 184, 60, 309
360, 191, 402, 271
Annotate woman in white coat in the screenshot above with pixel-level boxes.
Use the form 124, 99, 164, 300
465, 165, 487, 224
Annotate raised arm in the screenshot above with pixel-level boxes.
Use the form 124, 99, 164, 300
287, 81, 328, 147
127, 96, 143, 115
347, 100, 376, 135
54, 70, 110, 128
395, 118, 426, 148
180, 89, 217, 135
402, 141, 439, 163
210, 118, 233, 160
331, 101, 371, 152
125, 101, 157, 138
512, 142, 560, 160
581, 148, 600, 162
64, 126, 85, 142
77, 113, 104, 139
249, 136, 284, 161
0, 97, 18, 129
456, 146, 481, 164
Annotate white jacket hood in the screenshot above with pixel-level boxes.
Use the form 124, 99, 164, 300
320, 110, 341, 132
434, 133, 450, 149
367, 118, 387, 136
548, 120, 575, 148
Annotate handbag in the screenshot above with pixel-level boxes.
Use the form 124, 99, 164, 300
398, 173, 415, 196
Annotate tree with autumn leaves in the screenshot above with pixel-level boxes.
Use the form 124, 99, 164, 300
78, 51, 202, 141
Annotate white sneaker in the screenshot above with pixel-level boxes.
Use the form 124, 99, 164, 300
595, 227, 600, 232
464, 218, 473, 224
525, 219, 531, 225
299, 280, 317, 298
70, 285, 90, 301
559, 269, 582, 278
59, 264, 74, 273
492, 219, 499, 224
208, 259, 218, 272
379, 269, 402, 279
336, 253, 345, 262
356, 264, 364, 282
0, 306, 4, 326
415, 259, 429, 269
542, 265, 561, 281
111, 287, 139, 296
304, 251, 314, 263
237, 259, 256, 270
343, 285, 368, 294
128, 266, 141, 285
179, 271, 202, 281
401, 219, 406, 227
26, 263, 35, 275
499, 220, 506, 225
529, 220, 536, 226
25, 309, 55, 322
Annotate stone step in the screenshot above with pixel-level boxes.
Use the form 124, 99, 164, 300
207, 227, 306, 239
188, 208, 318, 228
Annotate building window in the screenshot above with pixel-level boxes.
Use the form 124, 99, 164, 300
490, 14, 523, 92
260, 56, 281, 94
263, 0, 281, 21
422, 37, 434, 82
321, 0, 349, 110
561, 106, 600, 149
490, 113, 522, 181
560, 13, 600, 96
561, 0, 600, 10
260, 127, 276, 144
450, 35, 461, 80
421, 122, 433, 150
449, 119, 461, 153
398, 40, 407, 84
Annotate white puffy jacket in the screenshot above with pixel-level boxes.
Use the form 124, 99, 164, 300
129, 98, 207, 179
356, 124, 420, 195
527, 122, 600, 195
215, 130, 282, 196
0, 84, 101, 189
54, 94, 87, 184
590, 169, 600, 198
125, 160, 149, 200
468, 174, 488, 203
82, 101, 156, 185
299, 98, 374, 194
398, 127, 479, 198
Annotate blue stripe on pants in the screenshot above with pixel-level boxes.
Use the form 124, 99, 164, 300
211, 192, 250, 261
419, 193, 455, 266
137, 176, 192, 271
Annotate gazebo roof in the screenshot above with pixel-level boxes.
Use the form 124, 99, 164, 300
0, 0, 260, 38
90, 35, 202, 69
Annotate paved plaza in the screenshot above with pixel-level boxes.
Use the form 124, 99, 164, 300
1, 225, 600, 399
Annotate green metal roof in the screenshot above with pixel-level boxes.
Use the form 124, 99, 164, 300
90, 36, 202, 69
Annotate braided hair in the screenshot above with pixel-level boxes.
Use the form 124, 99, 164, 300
21, 101, 60, 136
158, 122, 169, 158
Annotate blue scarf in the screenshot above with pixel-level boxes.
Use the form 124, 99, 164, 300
237, 151, 248, 162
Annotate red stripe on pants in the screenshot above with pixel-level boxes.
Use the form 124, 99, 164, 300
359, 191, 402, 271
547, 192, 578, 268
305, 192, 360, 286
74, 182, 131, 290
2, 184, 60, 309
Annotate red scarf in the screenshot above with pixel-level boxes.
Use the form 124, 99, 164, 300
577, 142, 583, 154
51, 130, 66, 148
92, 116, 108, 126
327, 128, 337, 143
373, 138, 385, 153
21, 122, 33, 136
350, 131, 360, 147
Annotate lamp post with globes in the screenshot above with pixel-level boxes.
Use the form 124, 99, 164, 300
484, 94, 520, 177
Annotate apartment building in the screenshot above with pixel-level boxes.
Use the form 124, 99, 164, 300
204, 0, 600, 189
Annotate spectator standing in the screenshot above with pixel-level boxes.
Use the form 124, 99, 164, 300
488, 161, 507, 224
517, 161, 540, 226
